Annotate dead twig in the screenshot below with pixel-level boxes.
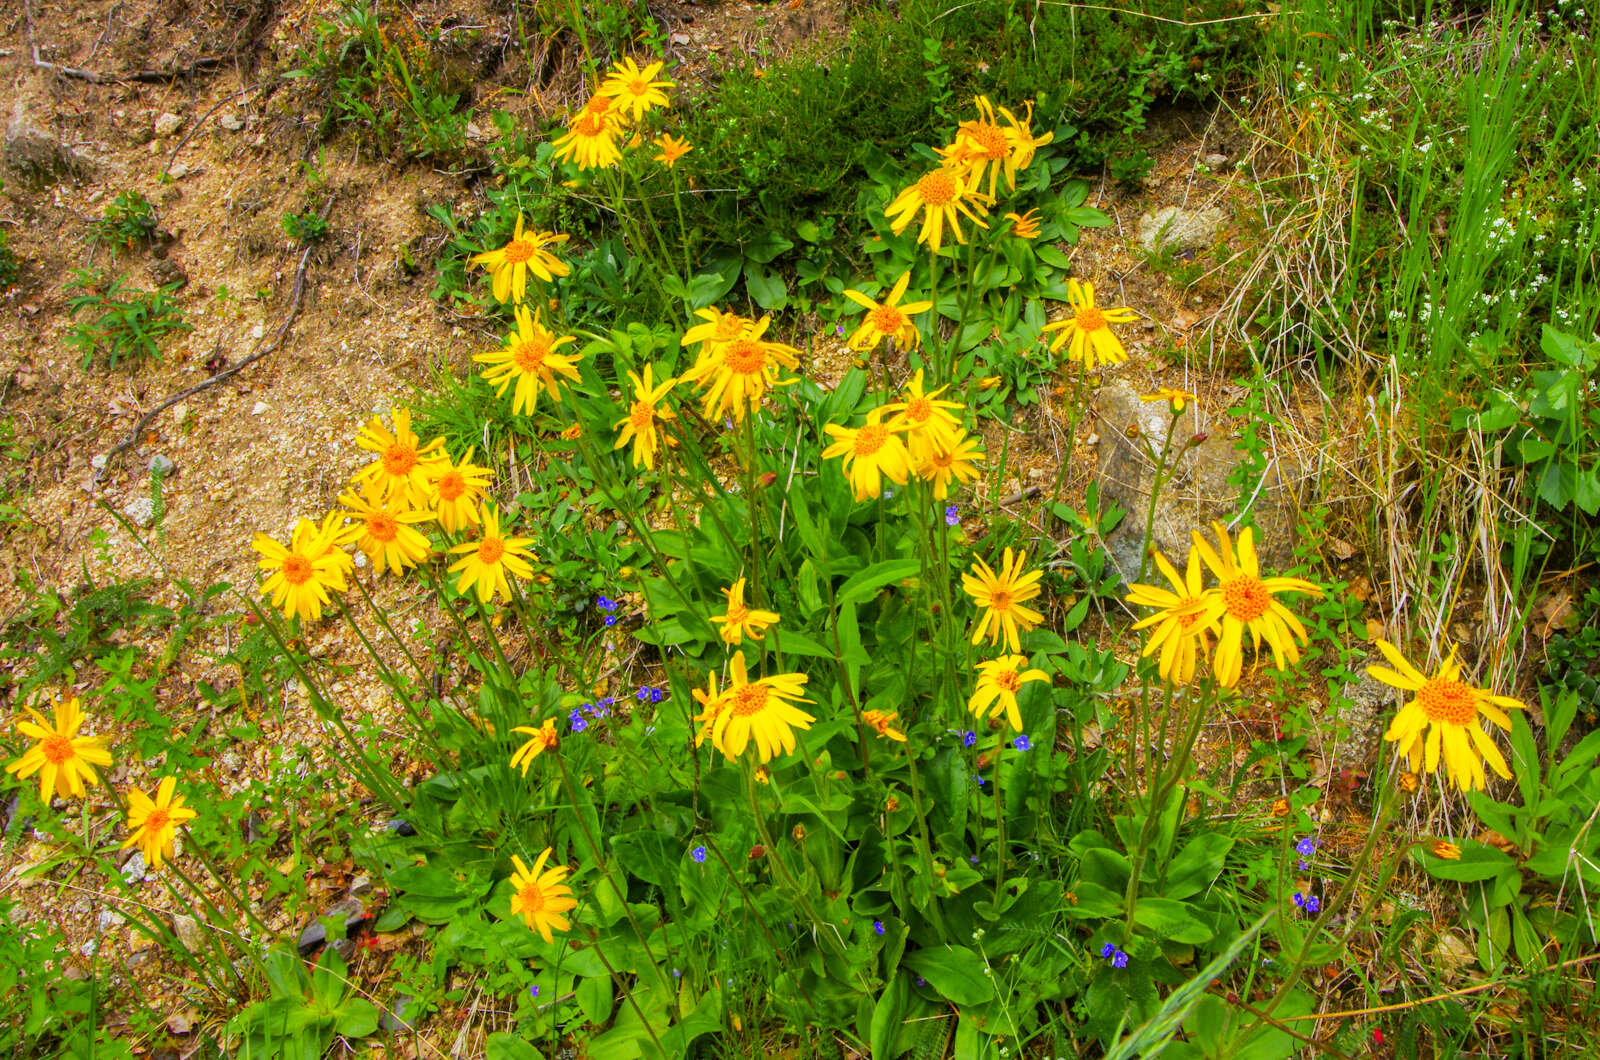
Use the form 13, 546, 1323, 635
96, 199, 334, 484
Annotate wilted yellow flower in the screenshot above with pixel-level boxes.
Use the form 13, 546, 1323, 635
861, 709, 907, 742
1431, 840, 1462, 860
885, 166, 992, 254
447, 505, 536, 604
1370, 639, 1527, 792
1004, 209, 1041, 239
1141, 387, 1197, 414
840, 272, 933, 351
121, 777, 197, 870
653, 133, 692, 168
352, 409, 447, 508
252, 514, 354, 623
1125, 548, 1215, 686
599, 57, 674, 121
679, 316, 799, 422
1191, 522, 1322, 688
336, 484, 433, 576
1042, 279, 1140, 370
508, 847, 578, 944
5, 697, 113, 803
692, 654, 814, 764
963, 548, 1045, 652
709, 577, 779, 645
469, 213, 571, 304
509, 718, 560, 775
474, 305, 581, 416
822, 407, 913, 501
424, 449, 493, 535
612, 364, 676, 470
968, 655, 1049, 733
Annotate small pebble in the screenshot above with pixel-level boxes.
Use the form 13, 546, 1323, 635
220, 113, 245, 131
90, 454, 108, 470
148, 454, 175, 475
122, 496, 155, 528
154, 112, 183, 137
251, 401, 269, 415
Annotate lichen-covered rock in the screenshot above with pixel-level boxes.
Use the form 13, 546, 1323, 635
3, 100, 91, 188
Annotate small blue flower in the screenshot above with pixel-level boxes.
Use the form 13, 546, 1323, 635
596, 595, 617, 611
1292, 892, 1320, 914
1295, 837, 1316, 858
650, 688, 665, 703
569, 710, 588, 733
970, 854, 980, 864
1099, 942, 1116, 959
529, 985, 540, 999
945, 505, 960, 526
1111, 950, 1129, 969
836, 324, 846, 336
961, 730, 977, 748
1298, 859, 1310, 871
973, 774, 985, 787
603, 615, 617, 626
874, 920, 884, 936
637, 686, 651, 701
671, 968, 681, 978
915, 975, 927, 987
1013, 735, 1031, 751
691, 845, 707, 863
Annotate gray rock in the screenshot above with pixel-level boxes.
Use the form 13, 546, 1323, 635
148, 258, 187, 289
297, 896, 369, 957
166, 162, 189, 180
171, 913, 204, 950
148, 454, 175, 475
153, 113, 184, 137
90, 454, 108, 471
1137, 205, 1227, 254
1091, 381, 1302, 587
1333, 670, 1394, 769
121, 851, 147, 884
219, 113, 245, 131
122, 495, 155, 528
3, 100, 91, 187
1203, 153, 1230, 172
97, 908, 127, 932
348, 874, 373, 898
379, 994, 418, 1032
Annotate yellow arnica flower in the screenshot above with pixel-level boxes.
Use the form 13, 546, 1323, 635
509, 847, 578, 944
693, 653, 814, 764
709, 577, 781, 645
475, 305, 582, 416
963, 548, 1045, 652
841, 272, 934, 352
968, 655, 1049, 733
425, 448, 493, 535
252, 514, 354, 622
509, 718, 560, 775
822, 407, 913, 501
884, 368, 963, 464
885, 166, 992, 254
1191, 522, 1322, 688
469, 213, 571, 304
336, 484, 433, 576
612, 364, 676, 470
1141, 387, 1197, 414
681, 305, 755, 364
653, 133, 692, 169
552, 106, 623, 170
599, 57, 674, 121
1042, 279, 1140, 371
1369, 639, 1527, 792
861, 709, 907, 742
5, 697, 112, 802
352, 409, 447, 508
1126, 548, 1215, 686
940, 96, 1054, 198
121, 777, 197, 870
916, 429, 985, 501
1005, 209, 1042, 240
447, 505, 536, 604
680, 316, 800, 422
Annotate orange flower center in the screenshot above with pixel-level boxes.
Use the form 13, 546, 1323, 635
725, 601, 749, 625
629, 78, 651, 96
1416, 679, 1478, 725
435, 470, 466, 501
41, 734, 75, 764
724, 339, 766, 375
917, 170, 959, 206
930, 450, 954, 470
1220, 575, 1270, 622
967, 122, 1009, 159
366, 511, 399, 542
572, 111, 608, 137
1074, 306, 1107, 332
584, 94, 612, 116
502, 239, 536, 265
145, 807, 171, 832
903, 396, 931, 423
383, 443, 418, 477
513, 340, 550, 373
517, 883, 547, 913
281, 554, 314, 586
629, 401, 655, 431
731, 683, 770, 717
713, 316, 745, 341
988, 588, 1013, 610
477, 537, 506, 565
868, 304, 906, 334
853, 423, 889, 457
993, 669, 1021, 692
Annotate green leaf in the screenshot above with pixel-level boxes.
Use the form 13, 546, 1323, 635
1420, 840, 1515, 881
1133, 897, 1214, 943
836, 558, 919, 608
1163, 834, 1234, 901
745, 262, 788, 311
612, 830, 680, 894
870, 974, 910, 1060
485, 1031, 546, 1060
903, 946, 995, 1005
742, 232, 795, 264
335, 999, 379, 1038
578, 975, 616, 1025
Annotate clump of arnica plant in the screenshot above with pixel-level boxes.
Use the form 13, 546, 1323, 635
8, 22, 1600, 1060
